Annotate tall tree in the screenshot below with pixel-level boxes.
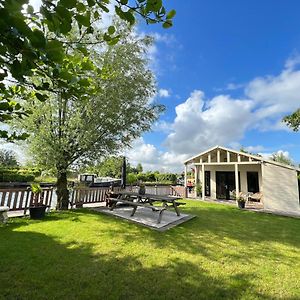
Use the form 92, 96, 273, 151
87, 156, 124, 178
136, 163, 143, 173
15, 28, 163, 209
0, 149, 19, 167
271, 151, 294, 166
0, 0, 175, 140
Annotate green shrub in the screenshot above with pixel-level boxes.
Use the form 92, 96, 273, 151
127, 173, 138, 185
0, 167, 38, 182
196, 183, 202, 196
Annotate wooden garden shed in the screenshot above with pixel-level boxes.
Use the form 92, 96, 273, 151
184, 146, 300, 214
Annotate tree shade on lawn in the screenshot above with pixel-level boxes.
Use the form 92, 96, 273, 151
1, 201, 300, 299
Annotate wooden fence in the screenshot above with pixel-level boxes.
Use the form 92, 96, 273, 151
0, 187, 54, 214
125, 185, 186, 198
70, 187, 112, 206
0, 185, 186, 214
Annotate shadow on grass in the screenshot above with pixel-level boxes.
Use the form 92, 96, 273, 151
1, 203, 300, 299
82, 202, 300, 266
0, 224, 272, 300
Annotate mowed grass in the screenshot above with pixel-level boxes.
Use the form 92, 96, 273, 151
1, 201, 300, 300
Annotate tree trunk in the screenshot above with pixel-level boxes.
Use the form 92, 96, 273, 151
56, 169, 69, 210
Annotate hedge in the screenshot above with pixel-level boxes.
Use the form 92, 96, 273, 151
0, 167, 41, 182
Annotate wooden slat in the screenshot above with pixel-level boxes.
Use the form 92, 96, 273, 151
18, 191, 25, 209
94, 189, 99, 202
6, 191, 13, 207
1, 191, 6, 206
12, 191, 19, 210
24, 191, 30, 215
49, 189, 53, 207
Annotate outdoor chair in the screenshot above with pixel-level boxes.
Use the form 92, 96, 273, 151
248, 192, 263, 203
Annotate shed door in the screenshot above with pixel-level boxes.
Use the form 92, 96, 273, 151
247, 172, 259, 193
205, 171, 211, 196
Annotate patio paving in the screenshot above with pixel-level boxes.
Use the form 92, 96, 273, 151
91, 206, 196, 231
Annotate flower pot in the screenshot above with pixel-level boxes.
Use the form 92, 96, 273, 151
138, 186, 145, 195
237, 201, 245, 209
29, 205, 47, 219
75, 202, 84, 208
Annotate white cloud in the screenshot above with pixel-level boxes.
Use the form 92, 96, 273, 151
246, 57, 300, 121
226, 83, 245, 90
164, 90, 254, 156
129, 55, 300, 171
244, 145, 266, 153
259, 150, 290, 161
158, 89, 170, 98
124, 138, 188, 173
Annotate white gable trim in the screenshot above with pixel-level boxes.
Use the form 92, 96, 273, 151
184, 145, 300, 172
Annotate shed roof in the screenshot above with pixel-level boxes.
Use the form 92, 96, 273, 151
184, 145, 300, 172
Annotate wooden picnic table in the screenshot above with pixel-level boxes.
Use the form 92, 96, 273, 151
107, 191, 185, 223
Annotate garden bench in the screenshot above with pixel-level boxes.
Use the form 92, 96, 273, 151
107, 198, 167, 224
0, 206, 9, 223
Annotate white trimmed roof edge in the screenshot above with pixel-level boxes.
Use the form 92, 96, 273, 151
184, 145, 300, 172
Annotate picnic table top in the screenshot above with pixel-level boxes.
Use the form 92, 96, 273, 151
116, 191, 182, 202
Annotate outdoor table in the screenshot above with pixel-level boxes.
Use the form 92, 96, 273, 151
113, 191, 183, 216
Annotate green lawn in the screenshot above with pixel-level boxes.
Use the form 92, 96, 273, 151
1, 201, 300, 300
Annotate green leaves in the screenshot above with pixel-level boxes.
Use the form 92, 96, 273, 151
0, 0, 176, 142
30, 29, 46, 49
166, 9, 176, 19
146, 0, 162, 13
45, 40, 64, 63
75, 13, 91, 27
35, 93, 48, 102
115, 6, 135, 25
162, 20, 172, 28
108, 26, 116, 35
58, 0, 77, 9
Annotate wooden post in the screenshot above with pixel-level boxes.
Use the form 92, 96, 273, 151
184, 164, 187, 188
202, 164, 205, 200
238, 154, 241, 162
208, 154, 211, 163
235, 163, 239, 199
227, 151, 230, 162
194, 165, 198, 198
217, 149, 220, 163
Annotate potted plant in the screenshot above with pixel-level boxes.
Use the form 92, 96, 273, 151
196, 183, 202, 197
138, 183, 146, 195
29, 183, 47, 219
236, 196, 246, 209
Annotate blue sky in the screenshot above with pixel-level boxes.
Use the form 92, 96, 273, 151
125, 0, 300, 171
3, 0, 300, 171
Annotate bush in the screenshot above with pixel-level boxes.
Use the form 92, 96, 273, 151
0, 167, 40, 182
127, 173, 138, 185
196, 183, 202, 196
155, 173, 177, 184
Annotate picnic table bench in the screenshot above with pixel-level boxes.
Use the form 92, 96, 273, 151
107, 191, 186, 224
108, 198, 167, 223
0, 206, 9, 223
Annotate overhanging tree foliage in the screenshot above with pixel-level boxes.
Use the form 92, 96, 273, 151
15, 28, 163, 209
283, 109, 300, 132
0, 0, 175, 140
